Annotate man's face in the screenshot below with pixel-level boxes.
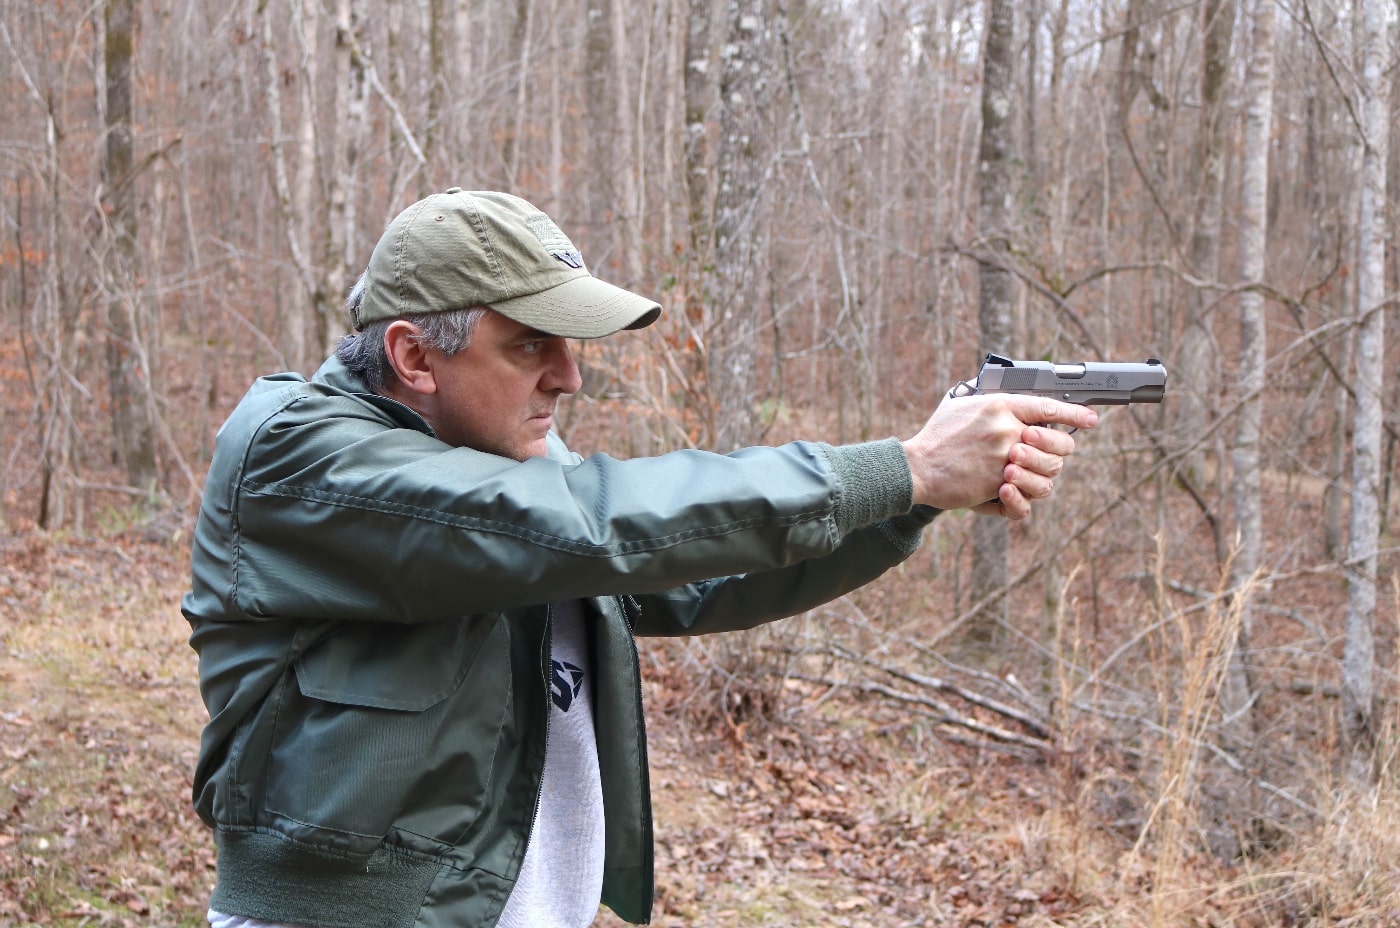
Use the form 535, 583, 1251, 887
421, 309, 583, 460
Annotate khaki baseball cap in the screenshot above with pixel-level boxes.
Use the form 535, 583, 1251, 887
352, 188, 662, 338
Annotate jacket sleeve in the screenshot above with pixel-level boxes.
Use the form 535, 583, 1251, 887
185, 382, 918, 624
629, 506, 941, 637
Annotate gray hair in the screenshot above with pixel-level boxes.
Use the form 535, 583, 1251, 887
337, 272, 487, 393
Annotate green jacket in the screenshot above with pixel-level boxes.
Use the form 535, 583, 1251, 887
183, 356, 938, 927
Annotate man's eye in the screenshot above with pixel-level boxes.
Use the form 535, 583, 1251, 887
522, 340, 544, 354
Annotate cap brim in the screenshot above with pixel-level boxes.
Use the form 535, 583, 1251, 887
488, 275, 662, 339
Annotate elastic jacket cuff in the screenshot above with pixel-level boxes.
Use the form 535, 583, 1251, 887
876, 504, 942, 558
818, 438, 915, 536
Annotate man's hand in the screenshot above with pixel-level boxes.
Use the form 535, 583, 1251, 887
901, 394, 1097, 519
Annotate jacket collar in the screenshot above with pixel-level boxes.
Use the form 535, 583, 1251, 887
311, 354, 436, 436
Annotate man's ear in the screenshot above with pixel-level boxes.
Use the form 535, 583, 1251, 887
383, 320, 438, 396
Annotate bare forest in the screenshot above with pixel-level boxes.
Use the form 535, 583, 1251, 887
2, 0, 1400, 925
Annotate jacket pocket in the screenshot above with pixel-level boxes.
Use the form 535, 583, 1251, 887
262, 616, 508, 859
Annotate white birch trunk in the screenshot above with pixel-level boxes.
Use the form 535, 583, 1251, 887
1342, 0, 1391, 767
291, 0, 321, 371
1225, 0, 1274, 742
324, 0, 359, 347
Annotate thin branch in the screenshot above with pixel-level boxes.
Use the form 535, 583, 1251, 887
794, 674, 1053, 755
822, 641, 1053, 739
341, 31, 426, 166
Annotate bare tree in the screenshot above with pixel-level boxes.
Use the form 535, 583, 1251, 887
101, 0, 159, 495
258, 0, 321, 373
1224, 0, 1275, 743
585, 0, 617, 247
1177, 0, 1234, 488
704, 0, 772, 450
968, 0, 1018, 645
611, 0, 644, 287
1342, 0, 1391, 770
677, 0, 718, 441
5, 10, 81, 529
421, 0, 449, 192
324, 0, 367, 351
506, 0, 537, 187
678, 0, 773, 450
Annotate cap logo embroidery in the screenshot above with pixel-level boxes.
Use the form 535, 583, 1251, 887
526, 213, 585, 269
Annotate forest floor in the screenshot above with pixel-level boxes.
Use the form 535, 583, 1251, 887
3, 519, 1398, 927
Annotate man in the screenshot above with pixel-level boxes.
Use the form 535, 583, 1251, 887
184, 189, 1095, 928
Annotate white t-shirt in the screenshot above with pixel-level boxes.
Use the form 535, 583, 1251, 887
209, 601, 606, 928
498, 599, 606, 927
207, 912, 310, 928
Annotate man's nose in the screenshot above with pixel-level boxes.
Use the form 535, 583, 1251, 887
545, 338, 583, 395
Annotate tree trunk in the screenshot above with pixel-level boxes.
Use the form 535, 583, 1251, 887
704, 0, 769, 451
259, 0, 315, 371
581, 0, 642, 285
506, 0, 535, 187
1176, 0, 1234, 488
612, 0, 644, 286
547, 0, 565, 205
1324, 338, 1352, 559
1342, 0, 1391, 772
1311, 2, 1352, 560
683, 0, 715, 257
968, 0, 1018, 647
102, 0, 159, 494
585, 0, 616, 238
324, 0, 363, 348
293, 0, 321, 368
422, 0, 449, 191
680, 0, 717, 441
1225, 0, 1273, 745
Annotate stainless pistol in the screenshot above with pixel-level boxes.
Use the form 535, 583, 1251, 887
950, 353, 1167, 405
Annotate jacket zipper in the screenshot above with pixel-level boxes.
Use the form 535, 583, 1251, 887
619, 595, 655, 906
620, 594, 641, 633
517, 606, 553, 874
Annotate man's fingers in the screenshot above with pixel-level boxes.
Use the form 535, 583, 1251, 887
1009, 440, 1069, 479
1004, 463, 1054, 500
1021, 424, 1077, 457
1006, 395, 1099, 432
997, 482, 1031, 520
